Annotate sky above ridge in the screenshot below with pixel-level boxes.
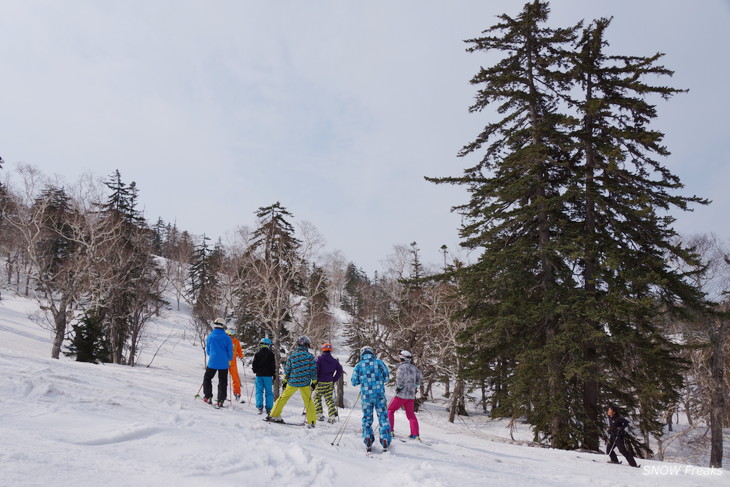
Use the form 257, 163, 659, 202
1, 0, 728, 273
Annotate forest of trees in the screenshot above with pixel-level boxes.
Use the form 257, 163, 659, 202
0, 0, 727, 469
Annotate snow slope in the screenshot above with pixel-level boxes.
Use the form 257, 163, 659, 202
0, 293, 726, 487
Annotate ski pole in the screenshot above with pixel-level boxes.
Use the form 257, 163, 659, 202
248, 376, 255, 405
194, 383, 203, 399
241, 359, 250, 406
304, 383, 316, 421
606, 431, 620, 459
229, 377, 234, 408
331, 392, 360, 446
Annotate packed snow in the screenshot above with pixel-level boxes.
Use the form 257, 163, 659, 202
0, 292, 726, 487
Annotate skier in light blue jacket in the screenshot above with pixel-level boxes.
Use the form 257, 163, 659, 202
351, 346, 392, 452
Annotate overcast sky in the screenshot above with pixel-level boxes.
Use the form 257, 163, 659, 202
1, 0, 728, 274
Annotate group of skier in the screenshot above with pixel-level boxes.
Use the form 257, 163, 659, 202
201, 319, 423, 452
201, 318, 637, 462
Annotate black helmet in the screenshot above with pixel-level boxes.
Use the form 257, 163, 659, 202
296, 336, 312, 348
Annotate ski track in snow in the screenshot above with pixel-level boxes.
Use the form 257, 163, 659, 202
0, 294, 727, 487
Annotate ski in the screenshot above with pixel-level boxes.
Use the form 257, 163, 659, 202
263, 417, 306, 427
397, 437, 432, 446
365, 447, 390, 457
581, 457, 640, 468
198, 397, 227, 409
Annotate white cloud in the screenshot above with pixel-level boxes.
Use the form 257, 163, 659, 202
1, 0, 727, 273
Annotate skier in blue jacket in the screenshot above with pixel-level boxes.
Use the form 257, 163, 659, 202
351, 346, 392, 452
202, 318, 234, 408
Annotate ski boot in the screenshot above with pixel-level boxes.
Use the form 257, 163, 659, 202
381, 438, 390, 453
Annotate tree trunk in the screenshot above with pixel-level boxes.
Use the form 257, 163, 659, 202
481, 379, 488, 414
581, 76, 601, 452
336, 374, 344, 408
449, 377, 464, 423
50, 297, 68, 359
709, 317, 725, 468
272, 332, 282, 400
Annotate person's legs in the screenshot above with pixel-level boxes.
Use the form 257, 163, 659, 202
606, 436, 620, 463
616, 437, 637, 467
374, 394, 391, 447
255, 376, 264, 409
388, 396, 407, 434
299, 386, 317, 425
230, 363, 241, 396
216, 369, 229, 402
269, 383, 297, 418
403, 399, 419, 437
313, 383, 325, 417
262, 376, 274, 412
203, 367, 216, 400
322, 382, 337, 417
361, 398, 375, 446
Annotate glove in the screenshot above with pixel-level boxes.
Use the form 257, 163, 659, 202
396, 386, 403, 393
282, 379, 288, 389
311, 380, 318, 390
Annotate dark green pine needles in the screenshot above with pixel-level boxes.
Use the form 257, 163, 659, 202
427, 1, 708, 452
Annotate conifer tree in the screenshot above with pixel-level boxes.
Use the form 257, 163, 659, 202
341, 263, 369, 315
93, 170, 163, 364
429, 0, 582, 448
189, 235, 222, 325
564, 17, 707, 450
31, 185, 84, 359
429, 1, 707, 450
235, 202, 303, 392
64, 310, 111, 363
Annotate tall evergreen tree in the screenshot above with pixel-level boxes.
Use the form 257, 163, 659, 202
429, 1, 706, 450
93, 170, 163, 364
341, 263, 369, 315
31, 185, 84, 359
189, 234, 223, 327
565, 17, 708, 450
429, 0, 582, 448
235, 202, 303, 392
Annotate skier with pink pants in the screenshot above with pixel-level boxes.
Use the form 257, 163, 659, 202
388, 350, 423, 439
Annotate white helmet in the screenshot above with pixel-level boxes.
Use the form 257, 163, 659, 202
399, 350, 412, 361
213, 318, 226, 329
360, 346, 374, 358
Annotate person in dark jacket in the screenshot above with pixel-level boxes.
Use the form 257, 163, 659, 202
606, 403, 638, 467
267, 336, 317, 427
202, 318, 234, 408
252, 337, 276, 414
313, 342, 343, 423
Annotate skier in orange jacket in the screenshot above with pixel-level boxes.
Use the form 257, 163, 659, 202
227, 328, 245, 403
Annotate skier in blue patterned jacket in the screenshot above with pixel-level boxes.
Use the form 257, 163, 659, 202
267, 336, 317, 427
351, 346, 392, 451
